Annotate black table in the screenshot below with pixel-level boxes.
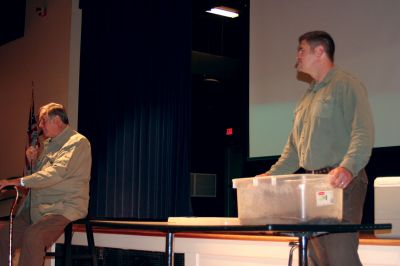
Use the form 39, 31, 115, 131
89, 220, 391, 266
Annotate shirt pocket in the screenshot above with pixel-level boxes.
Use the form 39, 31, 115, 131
312, 96, 334, 118
40, 153, 55, 169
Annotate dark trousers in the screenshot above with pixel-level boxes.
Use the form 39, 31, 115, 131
308, 169, 368, 266
0, 209, 70, 266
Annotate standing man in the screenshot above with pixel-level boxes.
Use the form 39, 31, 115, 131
0, 102, 92, 266
259, 31, 374, 265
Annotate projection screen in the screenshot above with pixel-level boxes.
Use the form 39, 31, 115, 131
249, 0, 400, 158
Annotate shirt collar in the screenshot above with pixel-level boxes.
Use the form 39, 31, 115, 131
47, 125, 71, 144
310, 66, 337, 92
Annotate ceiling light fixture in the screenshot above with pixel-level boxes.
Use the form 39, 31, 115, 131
206, 6, 239, 18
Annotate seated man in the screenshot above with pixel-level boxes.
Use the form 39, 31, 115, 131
0, 102, 92, 266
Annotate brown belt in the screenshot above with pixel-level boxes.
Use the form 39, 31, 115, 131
305, 166, 335, 174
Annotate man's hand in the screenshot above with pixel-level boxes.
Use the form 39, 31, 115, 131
26, 146, 39, 164
329, 167, 353, 189
0, 178, 20, 191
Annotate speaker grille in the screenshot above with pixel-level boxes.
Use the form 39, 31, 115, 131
190, 173, 216, 197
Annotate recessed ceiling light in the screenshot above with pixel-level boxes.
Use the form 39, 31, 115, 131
206, 6, 239, 18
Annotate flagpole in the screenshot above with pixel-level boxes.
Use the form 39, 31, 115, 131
26, 84, 38, 175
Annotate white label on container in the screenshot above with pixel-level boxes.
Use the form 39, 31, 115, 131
316, 190, 334, 206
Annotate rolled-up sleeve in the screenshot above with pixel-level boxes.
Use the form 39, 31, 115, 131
339, 79, 374, 176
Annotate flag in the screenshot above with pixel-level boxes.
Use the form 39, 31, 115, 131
27, 94, 38, 146
24, 89, 38, 175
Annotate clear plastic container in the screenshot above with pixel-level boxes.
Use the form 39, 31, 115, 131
232, 174, 343, 225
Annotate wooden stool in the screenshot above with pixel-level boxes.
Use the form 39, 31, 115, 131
46, 218, 98, 266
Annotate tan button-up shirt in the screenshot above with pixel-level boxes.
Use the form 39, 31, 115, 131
22, 126, 92, 223
268, 67, 374, 177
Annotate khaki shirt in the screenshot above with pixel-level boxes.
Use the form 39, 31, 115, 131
268, 67, 374, 177
22, 126, 92, 223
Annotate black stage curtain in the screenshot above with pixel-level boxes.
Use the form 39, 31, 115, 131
78, 0, 192, 219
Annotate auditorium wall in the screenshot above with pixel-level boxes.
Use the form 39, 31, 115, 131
0, 0, 81, 178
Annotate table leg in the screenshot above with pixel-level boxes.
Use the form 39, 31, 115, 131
298, 235, 308, 266
165, 231, 174, 266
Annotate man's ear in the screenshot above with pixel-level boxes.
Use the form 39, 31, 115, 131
314, 45, 325, 58
54, 116, 63, 126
